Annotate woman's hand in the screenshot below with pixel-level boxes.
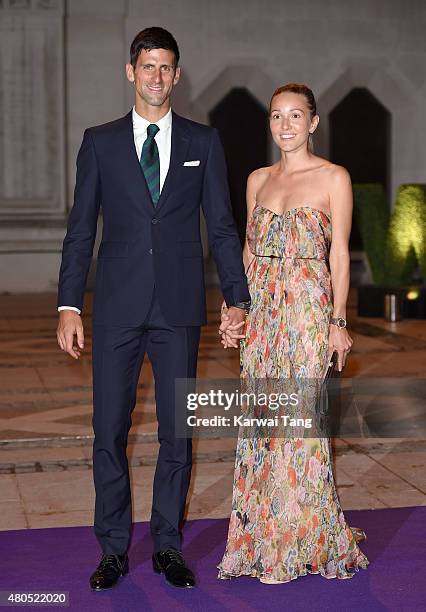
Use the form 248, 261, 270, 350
328, 325, 353, 371
219, 301, 246, 348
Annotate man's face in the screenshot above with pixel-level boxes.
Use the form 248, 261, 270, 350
126, 48, 180, 109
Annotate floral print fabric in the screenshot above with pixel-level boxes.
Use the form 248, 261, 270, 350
218, 205, 369, 582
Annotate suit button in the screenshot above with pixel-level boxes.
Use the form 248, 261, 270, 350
151, 218, 159, 224
148, 248, 153, 255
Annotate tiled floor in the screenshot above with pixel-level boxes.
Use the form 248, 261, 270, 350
0, 287, 425, 531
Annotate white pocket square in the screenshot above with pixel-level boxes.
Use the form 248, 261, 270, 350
183, 160, 200, 166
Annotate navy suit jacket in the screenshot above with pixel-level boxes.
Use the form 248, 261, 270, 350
57, 111, 250, 327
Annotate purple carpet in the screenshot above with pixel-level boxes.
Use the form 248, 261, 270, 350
1, 507, 425, 611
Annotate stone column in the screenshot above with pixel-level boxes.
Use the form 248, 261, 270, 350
0, 0, 66, 291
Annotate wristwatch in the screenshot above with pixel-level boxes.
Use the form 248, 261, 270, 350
330, 317, 347, 328
231, 300, 251, 314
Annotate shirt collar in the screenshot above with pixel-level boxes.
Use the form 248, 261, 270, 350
132, 106, 172, 134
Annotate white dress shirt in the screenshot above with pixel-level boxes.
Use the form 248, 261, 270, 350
132, 106, 172, 192
58, 107, 173, 315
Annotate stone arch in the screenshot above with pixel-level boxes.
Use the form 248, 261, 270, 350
315, 64, 412, 199
315, 64, 410, 282
209, 88, 269, 243
330, 87, 391, 250
190, 65, 276, 128
190, 66, 276, 262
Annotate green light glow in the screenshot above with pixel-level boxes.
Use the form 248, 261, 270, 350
354, 183, 426, 286
387, 185, 426, 284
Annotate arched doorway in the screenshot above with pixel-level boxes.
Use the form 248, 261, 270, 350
209, 88, 269, 244
329, 87, 391, 249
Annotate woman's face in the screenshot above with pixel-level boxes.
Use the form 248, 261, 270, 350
269, 92, 318, 153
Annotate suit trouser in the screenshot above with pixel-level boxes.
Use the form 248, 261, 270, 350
91, 290, 200, 555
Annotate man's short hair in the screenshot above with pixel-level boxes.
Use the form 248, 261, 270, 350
130, 27, 180, 69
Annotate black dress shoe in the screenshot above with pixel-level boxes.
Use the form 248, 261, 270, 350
153, 549, 195, 588
90, 553, 129, 591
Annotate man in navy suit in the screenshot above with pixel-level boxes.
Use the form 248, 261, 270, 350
56, 27, 250, 590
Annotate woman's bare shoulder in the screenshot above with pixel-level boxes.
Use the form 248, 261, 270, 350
247, 165, 276, 191
319, 160, 351, 184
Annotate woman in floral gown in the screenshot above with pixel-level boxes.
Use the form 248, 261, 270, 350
217, 84, 368, 584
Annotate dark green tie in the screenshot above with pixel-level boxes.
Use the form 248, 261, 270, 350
140, 123, 160, 206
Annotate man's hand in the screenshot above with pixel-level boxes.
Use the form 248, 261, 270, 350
219, 304, 246, 348
57, 310, 85, 360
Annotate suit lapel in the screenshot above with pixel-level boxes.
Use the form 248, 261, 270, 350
116, 111, 153, 212
115, 110, 191, 215
155, 112, 191, 215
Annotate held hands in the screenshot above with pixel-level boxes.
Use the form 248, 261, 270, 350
328, 325, 353, 371
57, 310, 85, 360
219, 301, 246, 349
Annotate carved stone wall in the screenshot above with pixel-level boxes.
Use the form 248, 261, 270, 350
0, 0, 65, 291
0, 0, 65, 220
1, 0, 425, 291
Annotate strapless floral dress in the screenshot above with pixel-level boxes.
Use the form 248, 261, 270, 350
218, 205, 369, 583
